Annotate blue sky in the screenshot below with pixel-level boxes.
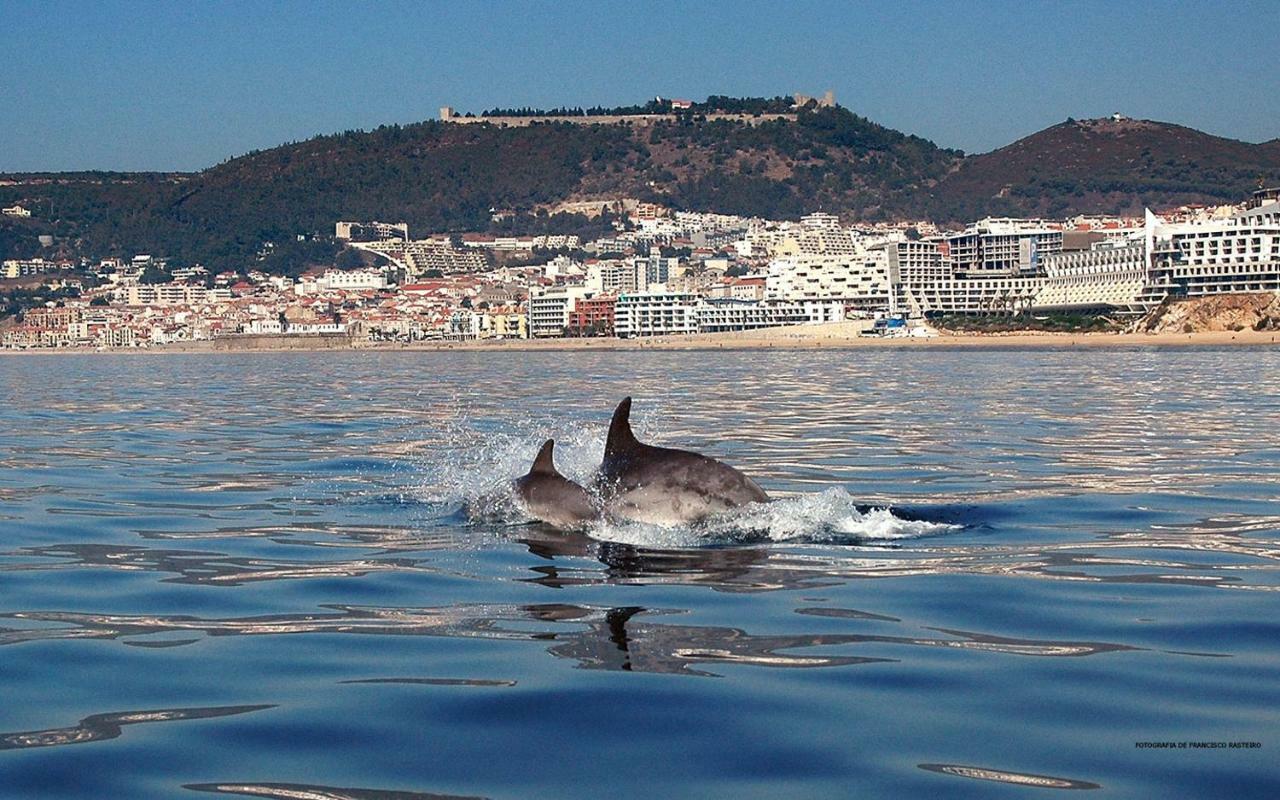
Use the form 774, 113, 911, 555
2, 0, 1277, 172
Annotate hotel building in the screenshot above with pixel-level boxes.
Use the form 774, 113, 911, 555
615, 290, 700, 338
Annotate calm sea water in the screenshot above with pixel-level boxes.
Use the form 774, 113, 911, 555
1, 347, 1278, 798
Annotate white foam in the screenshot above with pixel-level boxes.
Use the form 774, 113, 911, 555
587, 487, 957, 547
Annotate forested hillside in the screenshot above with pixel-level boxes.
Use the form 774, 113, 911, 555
2, 100, 1276, 271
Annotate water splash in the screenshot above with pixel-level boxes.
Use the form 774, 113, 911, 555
590, 488, 958, 547
460, 480, 956, 548
415, 420, 607, 509
410, 412, 958, 547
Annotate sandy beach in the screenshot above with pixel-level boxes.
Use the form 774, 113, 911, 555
4, 321, 1278, 356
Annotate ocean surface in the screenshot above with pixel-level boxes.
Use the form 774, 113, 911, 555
1, 347, 1278, 798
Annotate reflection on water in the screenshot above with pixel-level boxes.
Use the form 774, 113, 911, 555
2, 602, 1141, 675
4, 543, 432, 585
1, 349, 1278, 798
0, 705, 272, 751
6, 520, 1275, 594
338, 678, 516, 688
516, 527, 1280, 592
918, 763, 1101, 790
537, 605, 889, 675
186, 784, 486, 800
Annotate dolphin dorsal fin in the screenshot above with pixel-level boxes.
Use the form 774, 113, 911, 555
530, 439, 558, 475
605, 397, 640, 458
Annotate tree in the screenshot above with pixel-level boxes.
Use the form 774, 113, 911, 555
139, 262, 171, 284
334, 248, 366, 269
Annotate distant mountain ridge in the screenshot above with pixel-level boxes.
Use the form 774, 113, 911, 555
2, 100, 1277, 270
933, 116, 1280, 220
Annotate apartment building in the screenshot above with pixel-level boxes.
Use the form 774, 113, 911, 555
335, 221, 409, 242
361, 240, 490, 274
696, 298, 844, 332
588, 260, 639, 294
766, 250, 894, 313
904, 276, 1045, 316
527, 285, 590, 338
615, 290, 699, 337
1036, 242, 1152, 312
567, 295, 616, 336
23, 306, 82, 329
882, 240, 949, 284
122, 284, 233, 306
944, 219, 1063, 276
1153, 201, 1280, 296
586, 255, 675, 295
407, 242, 488, 275
321, 268, 388, 291
3, 258, 60, 278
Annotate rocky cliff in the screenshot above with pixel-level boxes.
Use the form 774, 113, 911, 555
1142, 293, 1280, 333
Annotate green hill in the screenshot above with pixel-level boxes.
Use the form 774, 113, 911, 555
0, 105, 959, 270
2, 101, 1277, 272
930, 117, 1280, 220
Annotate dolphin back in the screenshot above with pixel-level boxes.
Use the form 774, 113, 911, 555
598, 397, 770, 524
605, 397, 640, 461
530, 439, 559, 476
514, 439, 600, 528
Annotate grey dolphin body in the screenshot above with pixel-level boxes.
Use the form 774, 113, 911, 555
513, 439, 600, 528
597, 397, 770, 525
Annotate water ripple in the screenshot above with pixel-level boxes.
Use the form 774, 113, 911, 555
2, 349, 1278, 798
918, 763, 1101, 790
185, 783, 486, 800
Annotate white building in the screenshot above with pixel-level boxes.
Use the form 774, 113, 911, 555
587, 259, 645, 295
905, 276, 1046, 316
696, 298, 844, 332
766, 250, 894, 313
98, 326, 136, 348
1153, 200, 1280, 297
944, 219, 1063, 276
527, 285, 590, 338
335, 221, 409, 241
800, 211, 841, 230
883, 240, 949, 285
615, 290, 699, 337
320, 268, 388, 291
445, 310, 483, 341
1036, 242, 1151, 312
540, 255, 576, 280
360, 239, 489, 275
793, 226, 865, 256
122, 284, 233, 306
242, 318, 285, 335
285, 322, 347, 335
2, 258, 59, 278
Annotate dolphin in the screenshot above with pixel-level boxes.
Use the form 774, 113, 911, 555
596, 397, 769, 525
513, 439, 600, 528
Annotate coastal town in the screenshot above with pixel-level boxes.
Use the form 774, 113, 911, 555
2, 182, 1278, 350
6, 8, 1280, 799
